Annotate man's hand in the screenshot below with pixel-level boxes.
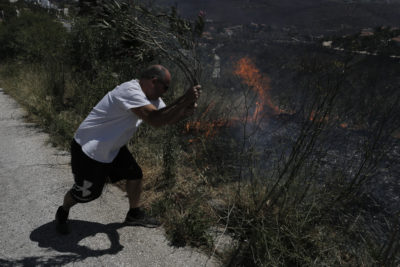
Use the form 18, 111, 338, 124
183, 85, 201, 117
193, 85, 201, 101
131, 84, 202, 127
184, 85, 202, 104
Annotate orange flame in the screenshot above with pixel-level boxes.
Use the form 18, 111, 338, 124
185, 57, 285, 143
185, 101, 229, 140
186, 57, 363, 142
234, 57, 282, 120
309, 110, 329, 123
309, 110, 350, 129
185, 119, 230, 140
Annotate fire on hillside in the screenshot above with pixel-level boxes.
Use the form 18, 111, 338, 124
185, 57, 280, 141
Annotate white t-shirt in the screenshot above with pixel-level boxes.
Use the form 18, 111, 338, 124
74, 79, 166, 163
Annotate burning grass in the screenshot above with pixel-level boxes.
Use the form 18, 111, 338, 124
234, 57, 283, 118
175, 56, 400, 265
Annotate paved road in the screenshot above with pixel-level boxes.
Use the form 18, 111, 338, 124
0, 89, 217, 267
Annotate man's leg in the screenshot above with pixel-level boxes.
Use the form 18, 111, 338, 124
55, 191, 76, 235
111, 146, 160, 227
56, 178, 105, 234
126, 179, 142, 209
124, 178, 160, 227
63, 190, 78, 211
55, 191, 77, 234
56, 139, 108, 234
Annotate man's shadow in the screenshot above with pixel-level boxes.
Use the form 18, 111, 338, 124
21, 220, 126, 266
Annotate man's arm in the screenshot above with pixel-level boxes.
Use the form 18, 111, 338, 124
131, 85, 200, 127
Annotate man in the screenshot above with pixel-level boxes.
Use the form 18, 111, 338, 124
55, 65, 200, 234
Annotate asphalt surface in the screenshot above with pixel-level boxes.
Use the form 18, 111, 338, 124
0, 88, 218, 267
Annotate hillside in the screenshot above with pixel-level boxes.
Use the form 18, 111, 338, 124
155, 0, 400, 35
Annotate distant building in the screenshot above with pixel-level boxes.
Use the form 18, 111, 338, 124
26, 0, 54, 9
360, 28, 374, 37
9, 0, 19, 3
224, 29, 234, 37
322, 41, 333, 47
249, 22, 259, 31
212, 53, 221, 79
61, 20, 71, 32
41, 0, 51, 8
392, 36, 400, 47
223, 25, 243, 38
202, 31, 213, 40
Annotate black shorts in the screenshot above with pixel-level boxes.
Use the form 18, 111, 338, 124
69, 139, 142, 203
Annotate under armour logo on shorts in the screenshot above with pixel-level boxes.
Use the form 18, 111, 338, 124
73, 180, 93, 197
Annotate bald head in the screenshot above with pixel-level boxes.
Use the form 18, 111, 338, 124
139, 65, 171, 100
140, 65, 171, 84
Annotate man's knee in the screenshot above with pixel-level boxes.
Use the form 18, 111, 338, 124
69, 179, 104, 203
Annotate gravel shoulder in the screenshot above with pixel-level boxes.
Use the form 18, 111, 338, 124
0, 88, 218, 267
